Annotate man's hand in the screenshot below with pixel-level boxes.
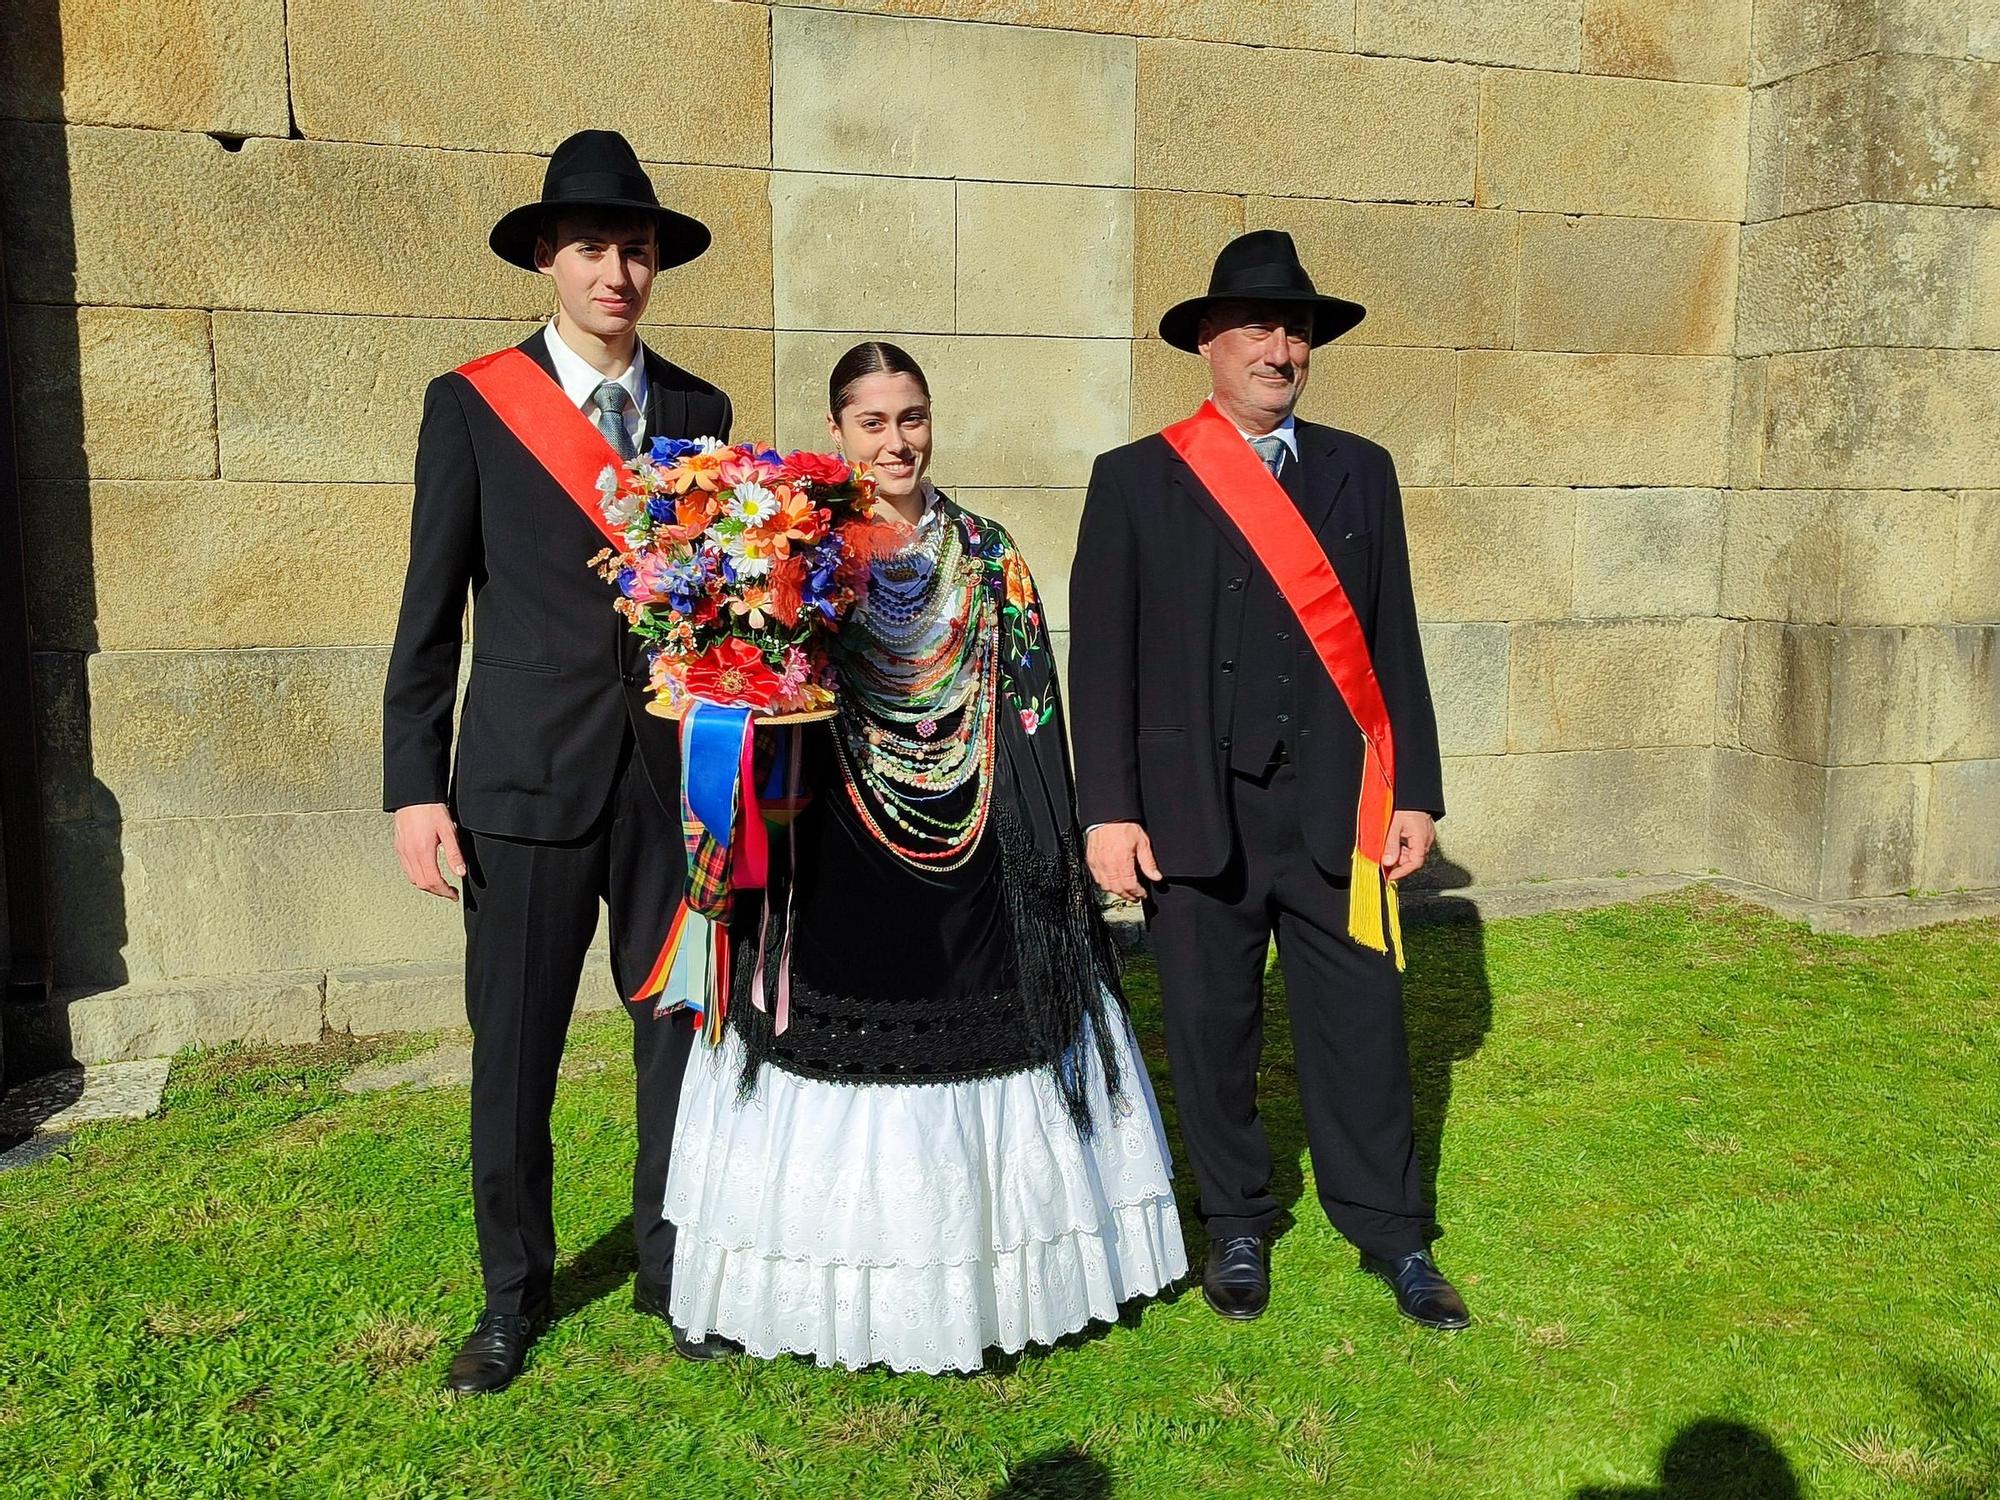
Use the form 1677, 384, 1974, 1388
394, 802, 467, 901
1382, 810, 1435, 882
1086, 821, 1163, 903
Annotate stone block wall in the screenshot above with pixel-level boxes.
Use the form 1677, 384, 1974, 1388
1720, 1, 2000, 903
1, 0, 1992, 1059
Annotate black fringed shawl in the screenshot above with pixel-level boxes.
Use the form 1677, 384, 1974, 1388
729, 497, 1128, 1136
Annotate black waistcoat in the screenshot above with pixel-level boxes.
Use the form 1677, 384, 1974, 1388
1227, 452, 1309, 774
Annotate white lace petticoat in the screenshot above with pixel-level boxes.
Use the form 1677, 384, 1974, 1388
662, 1013, 1188, 1374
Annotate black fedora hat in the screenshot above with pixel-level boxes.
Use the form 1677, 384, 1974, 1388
489, 129, 711, 272
1158, 229, 1366, 353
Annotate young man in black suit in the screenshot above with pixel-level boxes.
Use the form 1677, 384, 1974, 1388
1068, 230, 1471, 1331
382, 130, 734, 1393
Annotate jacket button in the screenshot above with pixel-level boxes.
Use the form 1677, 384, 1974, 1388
1227, 577, 1244, 591
1220, 659, 1235, 673
1218, 737, 1232, 751
1277, 713, 1291, 725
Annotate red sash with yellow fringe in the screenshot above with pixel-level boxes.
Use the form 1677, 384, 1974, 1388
1162, 400, 1405, 968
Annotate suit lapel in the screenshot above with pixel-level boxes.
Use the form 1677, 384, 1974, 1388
1292, 420, 1352, 537
518, 328, 558, 380
1164, 419, 1355, 558
644, 347, 688, 443
1165, 445, 1251, 561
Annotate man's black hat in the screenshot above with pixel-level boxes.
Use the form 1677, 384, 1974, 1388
1158, 229, 1366, 353
489, 129, 711, 272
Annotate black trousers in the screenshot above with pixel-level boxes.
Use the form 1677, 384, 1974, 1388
458, 736, 694, 1312
1146, 761, 1431, 1259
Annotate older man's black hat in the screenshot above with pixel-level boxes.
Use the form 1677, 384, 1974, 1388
1159, 229, 1366, 353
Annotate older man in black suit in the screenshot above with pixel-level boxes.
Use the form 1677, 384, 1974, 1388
1068, 230, 1469, 1331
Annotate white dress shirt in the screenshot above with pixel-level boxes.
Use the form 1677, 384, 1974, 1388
1232, 411, 1300, 467
544, 321, 650, 451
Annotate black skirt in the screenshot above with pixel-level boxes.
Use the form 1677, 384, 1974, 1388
732, 726, 1040, 1086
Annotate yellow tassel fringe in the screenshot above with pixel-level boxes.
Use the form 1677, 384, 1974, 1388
1347, 848, 1406, 971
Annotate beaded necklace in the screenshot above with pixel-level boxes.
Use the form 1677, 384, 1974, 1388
833, 507, 1000, 869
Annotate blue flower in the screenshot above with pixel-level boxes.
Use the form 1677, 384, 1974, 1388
616, 566, 640, 598
646, 495, 677, 523
648, 435, 703, 465
656, 554, 712, 615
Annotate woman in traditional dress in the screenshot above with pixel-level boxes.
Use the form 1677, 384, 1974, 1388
663, 342, 1186, 1372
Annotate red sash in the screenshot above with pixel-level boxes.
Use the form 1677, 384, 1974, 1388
455, 347, 628, 549
1162, 400, 1403, 967
455, 346, 696, 1004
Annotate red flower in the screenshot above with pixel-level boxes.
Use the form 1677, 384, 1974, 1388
779, 450, 853, 488
768, 554, 809, 628
683, 637, 787, 709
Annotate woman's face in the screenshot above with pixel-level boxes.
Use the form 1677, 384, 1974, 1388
827, 372, 933, 505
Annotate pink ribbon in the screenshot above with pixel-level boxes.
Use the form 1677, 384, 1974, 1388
748, 730, 802, 1036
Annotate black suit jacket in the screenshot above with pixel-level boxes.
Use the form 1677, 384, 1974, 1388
382, 332, 733, 840
1067, 419, 1444, 879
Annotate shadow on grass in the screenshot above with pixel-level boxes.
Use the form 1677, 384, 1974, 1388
1125, 852, 1495, 1257
1575, 1418, 1799, 1499
549, 1221, 640, 1329
1402, 852, 1495, 1244
989, 1443, 1112, 1499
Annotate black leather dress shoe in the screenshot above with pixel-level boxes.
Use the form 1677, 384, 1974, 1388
1203, 1235, 1270, 1321
444, 1301, 549, 1395
1363, 1250, 1471, 1330
632, 1272, 739, 1362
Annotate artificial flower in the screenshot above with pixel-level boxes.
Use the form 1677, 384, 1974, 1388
780, 451, 852, 488
726, 480, 780, 526
684, 637, 786, 709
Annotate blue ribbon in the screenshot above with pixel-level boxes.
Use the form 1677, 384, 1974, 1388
682, 702, 755, 848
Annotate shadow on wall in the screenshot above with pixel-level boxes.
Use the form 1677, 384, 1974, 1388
1575, 1418, 1800, 1499
2, 0, 133, 1080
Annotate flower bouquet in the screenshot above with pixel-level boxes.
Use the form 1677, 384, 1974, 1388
590, 436, 895, 1033
591, 437, 885, 720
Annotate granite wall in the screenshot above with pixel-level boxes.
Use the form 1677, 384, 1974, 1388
1, 0, 1992, 1059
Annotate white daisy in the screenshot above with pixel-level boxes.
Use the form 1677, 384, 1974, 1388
727, 481, 779, 526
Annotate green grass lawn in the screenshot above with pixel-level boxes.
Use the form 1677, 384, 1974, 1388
3, 889, 1996, 1499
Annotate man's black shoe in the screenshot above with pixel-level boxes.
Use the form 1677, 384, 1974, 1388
1202, 1234, 1270, 1321
444, 1301, 549, 1395
633, 1271, 739, 1362
1363, 1250, 1471, 1330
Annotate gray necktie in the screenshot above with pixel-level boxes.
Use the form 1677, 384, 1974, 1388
593, 380, 636, 460
1249, 433, 1288, 479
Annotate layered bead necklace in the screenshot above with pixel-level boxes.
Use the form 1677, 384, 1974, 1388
833, 504, 1000, 870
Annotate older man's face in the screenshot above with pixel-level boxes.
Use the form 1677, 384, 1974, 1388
1198, 300, 1313, 431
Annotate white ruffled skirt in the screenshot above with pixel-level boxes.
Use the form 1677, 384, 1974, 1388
663, 1013, 1188, 1373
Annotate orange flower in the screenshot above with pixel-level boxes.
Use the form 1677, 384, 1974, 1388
664, 449, 729, 495
1003, 549, 1038, 613
727, 585, 776, 631
765, 487, 826, 554
672, 493, 719, 537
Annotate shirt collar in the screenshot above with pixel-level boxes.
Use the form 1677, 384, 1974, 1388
544, 320, 649, 415
1228, 411, 1299, 461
